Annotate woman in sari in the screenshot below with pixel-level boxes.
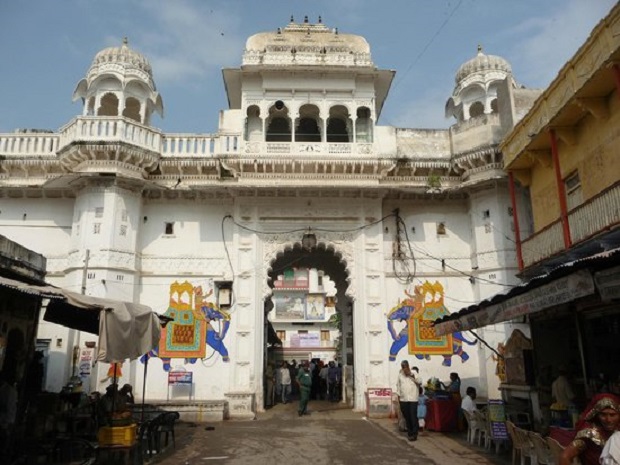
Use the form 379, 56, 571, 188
559, 393, 620, 465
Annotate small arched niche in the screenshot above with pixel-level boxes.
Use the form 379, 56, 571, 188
295, 104, 321, 142
469, 101, 485, 118
98, 92, 119, 117
266, 101, 291, 142
123, 97, 141, 122
246, 105, 262, 142
355, 107, 373, 143
326, 105, 351, 143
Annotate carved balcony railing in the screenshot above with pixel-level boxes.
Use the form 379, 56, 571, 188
0, 133, 59, 157
521, 183, 620, 269
58, 116, 162, 153
521, 220, 564, 269
162, 133, 240, 157
243, 141, 374, 157
568, 182, 620, 244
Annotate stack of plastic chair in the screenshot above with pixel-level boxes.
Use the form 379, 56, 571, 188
528, 431, 554, 465
514, 425, 536, 465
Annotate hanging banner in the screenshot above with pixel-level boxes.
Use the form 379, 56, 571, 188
434, 270, 595, 336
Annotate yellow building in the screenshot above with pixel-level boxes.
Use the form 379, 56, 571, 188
435, 3, 620, 429
502, 3, 620, 276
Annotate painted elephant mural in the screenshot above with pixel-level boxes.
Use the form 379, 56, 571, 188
141, 281, 231, 371
387, 281, 477, 365
412, 331, 478, 366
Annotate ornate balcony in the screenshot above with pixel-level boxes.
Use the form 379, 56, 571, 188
521, 182, 620, 270
568, 182, 620, 244
58, 116, 162, 153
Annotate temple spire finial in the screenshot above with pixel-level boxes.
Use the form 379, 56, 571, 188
477, 44, 483, 54
123, 37, 128, 46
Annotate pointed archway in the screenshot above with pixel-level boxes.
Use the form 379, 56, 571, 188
261, 240, 356, 410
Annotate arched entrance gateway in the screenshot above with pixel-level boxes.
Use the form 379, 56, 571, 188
256, 229, 370, 412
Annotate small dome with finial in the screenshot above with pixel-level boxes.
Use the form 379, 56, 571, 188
87, 37, 154, 88
454, 45, 512, 87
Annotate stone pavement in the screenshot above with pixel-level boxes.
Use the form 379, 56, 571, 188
150, 400, 514, 465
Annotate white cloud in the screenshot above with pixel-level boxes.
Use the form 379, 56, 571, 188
508, 0, 615, 87
130, 0, 245, 83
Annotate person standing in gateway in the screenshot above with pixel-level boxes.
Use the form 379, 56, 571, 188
396, 360, 421, 441
297, 361, 312, 416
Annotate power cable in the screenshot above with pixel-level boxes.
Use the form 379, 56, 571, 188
391, 0, 465, 94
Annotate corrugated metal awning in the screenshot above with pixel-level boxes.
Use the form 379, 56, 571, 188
433, 247, 620, 336
0, 275, 65, 299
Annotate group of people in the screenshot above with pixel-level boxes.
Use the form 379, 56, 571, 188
456, 368, 620, 465
93, 382, 135, 426
265, 359, 343, 415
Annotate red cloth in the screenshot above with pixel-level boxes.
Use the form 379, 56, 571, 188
425, 399, 457, 432
549, 426, 576, 447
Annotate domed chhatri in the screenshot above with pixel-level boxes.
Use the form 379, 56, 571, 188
242, 16, 373, 68
454, 45, 512, 88
445, 45, 515, 123
88, 37, 154, 87
72, 37, 163, 127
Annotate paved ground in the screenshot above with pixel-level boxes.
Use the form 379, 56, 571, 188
151, 400, 513, 465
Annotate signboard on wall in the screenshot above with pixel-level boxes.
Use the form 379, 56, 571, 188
434, 270, 595, 335
488, 399, 508, 440
168, 371, 193, 385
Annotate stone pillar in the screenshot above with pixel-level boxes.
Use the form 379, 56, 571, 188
225, 392, 256, 420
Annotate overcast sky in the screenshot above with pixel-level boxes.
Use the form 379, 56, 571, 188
0, 0, 616, 134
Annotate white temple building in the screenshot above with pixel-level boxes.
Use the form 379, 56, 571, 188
0, 16, 541, 418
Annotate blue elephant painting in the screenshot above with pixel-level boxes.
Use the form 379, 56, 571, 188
387, 281, 477, 365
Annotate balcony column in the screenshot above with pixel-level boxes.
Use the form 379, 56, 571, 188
508, 171, 524, 270
613, 64, 620, 99
549, 129, 572, 248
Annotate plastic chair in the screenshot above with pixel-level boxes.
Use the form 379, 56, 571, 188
528, 431, 554, 465
137, 419, 152, 462
546, 436, 564, 463
146, 413, 165, 457
156, 411, 180, 451
473, 409, 489, 447
507, 420, 524, 465
463, 409, 481, 444
514, 425, 536, 465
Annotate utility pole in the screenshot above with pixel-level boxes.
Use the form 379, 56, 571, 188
73, 249, 90, 377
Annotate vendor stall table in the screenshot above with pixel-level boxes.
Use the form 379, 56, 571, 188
425, 398, 458, 432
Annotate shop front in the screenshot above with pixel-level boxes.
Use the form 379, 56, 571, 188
433, 248, 620, 433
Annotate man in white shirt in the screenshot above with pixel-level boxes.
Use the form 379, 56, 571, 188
279, 361, 292, 404
461, 386, 478, 414
396, 360, 421, 441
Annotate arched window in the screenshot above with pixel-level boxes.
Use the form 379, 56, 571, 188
266, 101, 292, 142
87, 97, 96, 116
490, 98, 499, 113
246, 105, 262, 141
123, 97, 141, 122
327, 105, 351, 143
295, 104, 321, 142
355, 107, 372, 143
98, 93, 119, 117
469, 101, 484, 118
